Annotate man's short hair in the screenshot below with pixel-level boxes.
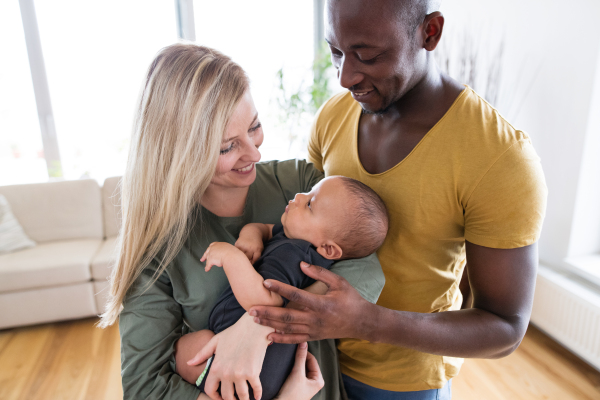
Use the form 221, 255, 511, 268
334, 177, 389, 259
398, 0, 442, 35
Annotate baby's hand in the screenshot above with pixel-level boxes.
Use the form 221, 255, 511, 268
235, 236, 264, 264
201, 242, 238, 272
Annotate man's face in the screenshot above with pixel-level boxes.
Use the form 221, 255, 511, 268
325, 0, 425, 114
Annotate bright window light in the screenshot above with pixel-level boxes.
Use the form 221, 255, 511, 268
0, 1, 46, 186
33, 0, 178, 183
193, 0, 314, 161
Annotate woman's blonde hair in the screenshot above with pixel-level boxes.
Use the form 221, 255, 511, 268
99, 43, 248, 327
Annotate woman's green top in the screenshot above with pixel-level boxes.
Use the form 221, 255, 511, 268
119, 159, 385, 400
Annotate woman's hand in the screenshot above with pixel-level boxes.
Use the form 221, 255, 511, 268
275, 342, 324, 400
250, 262, 373, 343
187, 313, 275, 400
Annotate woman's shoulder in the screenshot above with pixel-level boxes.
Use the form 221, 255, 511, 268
255, 159, 324, 196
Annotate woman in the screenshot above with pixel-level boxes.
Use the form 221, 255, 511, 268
99, 43, 383, 400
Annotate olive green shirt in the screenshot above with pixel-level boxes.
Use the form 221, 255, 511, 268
119, 159, 385, 400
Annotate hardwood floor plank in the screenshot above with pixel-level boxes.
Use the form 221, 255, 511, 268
0, 325, 53, 400
453, 326, 600, 400
86, 321, 123, 400
1, 320, 599, 400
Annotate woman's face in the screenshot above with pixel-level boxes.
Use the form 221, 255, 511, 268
211, 90, 264, 190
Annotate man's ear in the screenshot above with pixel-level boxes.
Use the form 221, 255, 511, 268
317, 241, 343, 260
421, 11, 444, 51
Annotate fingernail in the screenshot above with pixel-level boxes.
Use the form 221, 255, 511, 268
263, 280, 271, 288
300, 342, 307, 349
300, 261, 308, 268
253, 317, 261, 324
249, 310, 257, 316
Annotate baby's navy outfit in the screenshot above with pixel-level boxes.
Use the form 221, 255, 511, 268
198, 223, 334, 399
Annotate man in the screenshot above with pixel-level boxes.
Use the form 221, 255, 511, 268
250, 0, 547, 398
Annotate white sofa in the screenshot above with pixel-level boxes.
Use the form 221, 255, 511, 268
0, 177, 121, 330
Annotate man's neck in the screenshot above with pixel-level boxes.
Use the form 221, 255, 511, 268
384, 60, 448, 121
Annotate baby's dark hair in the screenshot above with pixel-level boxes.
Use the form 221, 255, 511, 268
333, 177, 389, 259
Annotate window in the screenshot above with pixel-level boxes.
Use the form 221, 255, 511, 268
0, 1, 46, 186
33, 0, 178, 182
193, 0, 314, 161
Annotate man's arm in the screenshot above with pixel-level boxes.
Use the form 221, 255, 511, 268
250, 242, 537, 359
202, 242, 283, 310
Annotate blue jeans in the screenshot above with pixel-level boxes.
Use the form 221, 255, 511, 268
343, 374, 452, 400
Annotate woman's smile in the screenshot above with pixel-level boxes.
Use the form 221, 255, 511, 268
232, 163, 255, 174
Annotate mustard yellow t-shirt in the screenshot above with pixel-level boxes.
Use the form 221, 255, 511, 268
308, 87, 547, 391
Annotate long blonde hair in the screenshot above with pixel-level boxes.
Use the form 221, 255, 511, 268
99, 43, 248, 327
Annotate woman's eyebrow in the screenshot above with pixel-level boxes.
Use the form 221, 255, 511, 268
222, 135, 237, 143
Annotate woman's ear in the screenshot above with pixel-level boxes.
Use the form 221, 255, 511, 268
317, 241, 343, 260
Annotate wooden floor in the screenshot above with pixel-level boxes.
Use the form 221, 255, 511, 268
0, 319, 599, 400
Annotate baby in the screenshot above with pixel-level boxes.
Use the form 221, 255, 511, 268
176, 175, 388, 400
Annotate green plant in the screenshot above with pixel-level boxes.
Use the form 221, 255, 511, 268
272, 44, 334, 152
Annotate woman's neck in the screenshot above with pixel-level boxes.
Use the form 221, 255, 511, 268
201, 185, 250, 217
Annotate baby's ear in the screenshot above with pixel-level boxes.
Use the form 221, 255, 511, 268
316, 241, 343, 260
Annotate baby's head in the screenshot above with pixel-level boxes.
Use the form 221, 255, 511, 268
281, 176, 388, 260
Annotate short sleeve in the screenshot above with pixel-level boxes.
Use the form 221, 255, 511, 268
257, 245, 318, 306
119, 264, 201, 400
464, 138, 548, 249
329, 253, 385, 304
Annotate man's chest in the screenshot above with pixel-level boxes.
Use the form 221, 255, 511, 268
357, 116, 431, 174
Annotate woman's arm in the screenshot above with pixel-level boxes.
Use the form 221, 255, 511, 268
119, 265, 202, 400
187, 313, 275, 400
122, 261, 276, 400
202, 242, 283, 309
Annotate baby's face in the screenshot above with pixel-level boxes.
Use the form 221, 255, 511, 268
281, 176, 349, 246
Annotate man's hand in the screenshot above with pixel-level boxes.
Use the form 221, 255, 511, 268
249, 262, 373, 343
201, 242, 241, 272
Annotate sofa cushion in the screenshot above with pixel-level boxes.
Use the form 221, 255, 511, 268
91, 236, 118, 280
0, 195, 36, 253
0, 179, 103, 243
0, 282, 97, 330
0, 239, 102, 293
102, 176, 122, 238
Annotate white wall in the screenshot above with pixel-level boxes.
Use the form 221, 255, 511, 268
440, 0, 600, 266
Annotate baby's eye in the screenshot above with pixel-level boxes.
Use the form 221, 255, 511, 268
307, 200, 311, 209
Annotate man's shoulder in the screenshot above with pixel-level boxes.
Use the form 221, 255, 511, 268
316, 91, 359, 125
448, 86, 530, 150
321, 90, 354, 110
